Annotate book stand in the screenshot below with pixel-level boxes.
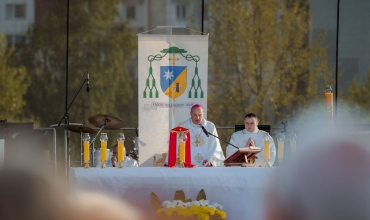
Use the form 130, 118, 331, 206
224, 147, 263, 167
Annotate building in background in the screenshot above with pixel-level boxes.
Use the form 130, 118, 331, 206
0, 0, 34, 46
119, 0, 208, 34
0, 0, 369, 93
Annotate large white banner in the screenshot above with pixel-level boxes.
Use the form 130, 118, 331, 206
138, 35, 209, 166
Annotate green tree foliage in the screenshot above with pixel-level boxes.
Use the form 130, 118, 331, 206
342, 74, 370, 123
18, 1, 137, 166
207, 0, 332, 128
20, 0, 136, 127
0, 34, 29, 121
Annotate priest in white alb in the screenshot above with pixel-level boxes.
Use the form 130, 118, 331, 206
167, 104, 225, 167
226, 113, 276, 166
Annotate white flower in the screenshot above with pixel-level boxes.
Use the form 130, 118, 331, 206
201, 200, 210, 206
213, 203, 223, 210
162, 199, 224, 213
208, 205, 216, 209
192, 201, 200, 206
162, 200, 171, 207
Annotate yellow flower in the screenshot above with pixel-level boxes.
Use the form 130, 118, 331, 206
165, 207, 175, 215
156, 208, 164, 214
159, 200, 226, 219
208, 208, 215, 215
215, 210, 227, 219
197, 213, 210, 220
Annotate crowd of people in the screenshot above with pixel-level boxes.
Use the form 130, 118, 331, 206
265, 135, 370, 220
0, 168, 143, 220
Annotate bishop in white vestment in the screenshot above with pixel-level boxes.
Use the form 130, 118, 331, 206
166, 104, 225, 167
181, 117, 225, 166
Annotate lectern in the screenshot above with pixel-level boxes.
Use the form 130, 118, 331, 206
224, 147, 263, 167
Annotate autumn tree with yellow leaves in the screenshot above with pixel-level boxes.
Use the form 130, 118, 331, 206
207, 0, 333, 127
0, 34, 29, 121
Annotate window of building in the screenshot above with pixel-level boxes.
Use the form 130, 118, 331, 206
6, 35, 12, 46
5, 4, 26, 19
176, 4, 186, 20
126, 5, 135, 19
14, 35, 26, 44
6, 35, 26, 46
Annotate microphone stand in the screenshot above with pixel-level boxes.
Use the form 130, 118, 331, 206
88, 122, 107, 167
205, 132, 239, 149
57, 74, 88, 186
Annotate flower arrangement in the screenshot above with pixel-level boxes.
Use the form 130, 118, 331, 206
151, 189, 227, 220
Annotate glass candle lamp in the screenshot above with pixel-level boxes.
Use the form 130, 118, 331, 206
178, 132, 186, 164
263, 133, 271, 168
83, 133, 91, 168
117, 133, 126, 168
325, 86, 334, 128
277, 133, 285, 162
289, 132, 297, 156
100, 133, 108, 168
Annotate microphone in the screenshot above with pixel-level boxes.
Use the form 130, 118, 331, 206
200, 124, 209, 137
86, 72, 90, 92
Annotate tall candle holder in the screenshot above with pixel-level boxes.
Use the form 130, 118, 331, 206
289, 131, 297, 156
325, 86, 334, 129
263, 133, 271, 168
177, 132, 187, 168
277, 133, 285, 163
100, 133, 108, 168
117, 133, 126, 168
83, 133, 90, 168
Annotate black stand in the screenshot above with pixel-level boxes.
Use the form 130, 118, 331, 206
88, 122, 107, 167
282, 121, 288, 133
206, 132, 239, 149
57, 72, 88, 185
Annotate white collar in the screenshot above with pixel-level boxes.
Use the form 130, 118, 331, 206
243, 129, 259, 134
189, 118, 206, 128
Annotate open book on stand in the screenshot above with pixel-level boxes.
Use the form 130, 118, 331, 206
224, 146, 262, 167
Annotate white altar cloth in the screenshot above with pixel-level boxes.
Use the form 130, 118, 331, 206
70, 167, 275, 220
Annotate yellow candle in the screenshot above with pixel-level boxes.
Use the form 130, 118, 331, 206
122, 142, 126, 162
325, 92, 333, 108
290, 140, 296, 155
264, 140, 270, 161
118, 141, 123, 162
278, 140, 284, 162
83, 140, 89, 163
179, 140, 185, 162
101, 141, 107, 162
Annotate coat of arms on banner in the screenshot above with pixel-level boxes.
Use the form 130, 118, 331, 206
143, 46, 204, 100
160, 66, 187, 98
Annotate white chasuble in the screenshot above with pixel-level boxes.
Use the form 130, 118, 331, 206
181, 118, 225, 167
188, 128, 209, 166
226, 129, 276, 166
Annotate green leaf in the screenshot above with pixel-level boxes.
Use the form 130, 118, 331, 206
150, 192, 162, 212
196, 189, 206, 201
173, 190, 186, 202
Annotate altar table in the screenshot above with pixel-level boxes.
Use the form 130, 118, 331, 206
70, 167, 275, 220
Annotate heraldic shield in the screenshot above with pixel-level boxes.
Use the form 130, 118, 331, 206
160, 66, 187, 99
167, 125, 196, 168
